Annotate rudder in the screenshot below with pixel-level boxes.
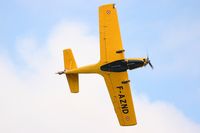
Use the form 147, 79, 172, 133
63, 49, 79, 93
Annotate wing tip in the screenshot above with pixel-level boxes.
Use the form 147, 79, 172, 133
99, 3, 116, 9
119, 121, 137, 126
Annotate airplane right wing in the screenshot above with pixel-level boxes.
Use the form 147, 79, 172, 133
99, 4, 125, 63
103, 72, 137, 126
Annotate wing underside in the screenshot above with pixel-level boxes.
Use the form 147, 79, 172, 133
99, 4, 137, 126
99, 4, 125, 63
103, 72, 137, 126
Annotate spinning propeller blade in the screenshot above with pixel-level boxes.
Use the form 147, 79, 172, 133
147, 56, 154, 69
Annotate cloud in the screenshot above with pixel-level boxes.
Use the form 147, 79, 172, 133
0, 21, 200, 133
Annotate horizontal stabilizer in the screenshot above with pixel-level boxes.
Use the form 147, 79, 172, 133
66, 74, 79, 93
63, 49, 77, 70
63, 49, 79, 93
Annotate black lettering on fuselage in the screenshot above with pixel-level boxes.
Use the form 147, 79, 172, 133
121, 103, 128, 109
119, 94, 125, 99
120, 99, 127, 104
122, 109, 129, 114
118, 94, 129, 114
117, 86, 123, 90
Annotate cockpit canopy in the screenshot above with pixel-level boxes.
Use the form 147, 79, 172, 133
100, 59, 145, 72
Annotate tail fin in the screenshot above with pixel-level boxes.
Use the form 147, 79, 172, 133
63, 49, 79, 93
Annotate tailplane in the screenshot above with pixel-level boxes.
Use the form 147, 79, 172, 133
63, 49, 79, 93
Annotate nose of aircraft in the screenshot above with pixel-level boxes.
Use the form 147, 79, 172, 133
146, 56, 154, 69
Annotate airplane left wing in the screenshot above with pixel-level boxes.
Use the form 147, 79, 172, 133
103, 72, 137, 126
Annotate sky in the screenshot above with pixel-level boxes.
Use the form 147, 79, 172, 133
0, 0, 200, 132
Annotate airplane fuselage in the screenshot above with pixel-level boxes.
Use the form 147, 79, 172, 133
65, 58, 148, 74
101, 58, 148, 72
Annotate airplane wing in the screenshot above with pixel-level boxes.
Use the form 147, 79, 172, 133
99, 4, 125, 63
103, 72, 137, 126
99, 4, 137, 126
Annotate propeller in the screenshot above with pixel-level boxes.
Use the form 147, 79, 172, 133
146, 56, 154, 69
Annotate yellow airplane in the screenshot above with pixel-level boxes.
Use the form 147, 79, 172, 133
57, 4, 153, 126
